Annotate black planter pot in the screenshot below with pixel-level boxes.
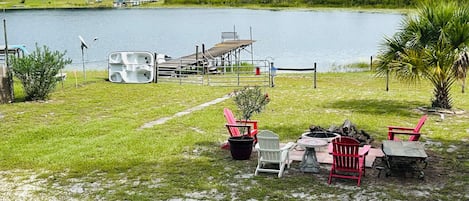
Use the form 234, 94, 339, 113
228, 136, 254, 160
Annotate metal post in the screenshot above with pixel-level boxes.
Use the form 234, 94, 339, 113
250, 26, 254, 65
270, 62, 275, 87
313, 63, 317, 89
195, 45, 199, 68
370, 56, 373, 71
233, 25, 236, 39
153, 52, 158, 83
81, 46, 86, 81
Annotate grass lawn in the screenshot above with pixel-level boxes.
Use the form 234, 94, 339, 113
0, 70, 468, 200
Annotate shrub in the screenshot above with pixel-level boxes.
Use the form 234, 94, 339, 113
233, 86, 270, 120
10, 45, 72, 101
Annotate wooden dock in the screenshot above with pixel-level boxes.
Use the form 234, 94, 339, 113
157, 39, 255, 76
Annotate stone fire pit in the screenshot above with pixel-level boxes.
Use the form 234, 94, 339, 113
304, 119, 374, 146
301, 131, 340, 142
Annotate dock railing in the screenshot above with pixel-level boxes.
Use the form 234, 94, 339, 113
156, 59, 270, 87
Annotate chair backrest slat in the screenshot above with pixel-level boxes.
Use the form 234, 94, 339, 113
224, 108, 240, 136
332, 137, 360, 169
414, 115, 428, 133
257, 131, 281, 161
410, 115, 428, 141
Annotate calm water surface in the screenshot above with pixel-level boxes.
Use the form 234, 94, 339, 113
1, 8, 403, 72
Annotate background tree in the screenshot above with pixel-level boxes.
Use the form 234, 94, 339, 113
11, 45, 72, 101
376, 0, 469, 109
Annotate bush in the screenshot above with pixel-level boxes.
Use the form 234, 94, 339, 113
233, 86, 270, 120
11, 45, 72, 101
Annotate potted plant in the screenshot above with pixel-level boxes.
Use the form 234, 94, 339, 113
228, 86, 270, 160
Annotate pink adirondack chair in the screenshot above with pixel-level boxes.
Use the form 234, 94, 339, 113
328, 136, 370, 187
221, 108, 259, 149
387, 115, 428, 141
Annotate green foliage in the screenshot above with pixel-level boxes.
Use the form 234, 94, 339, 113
11, 45, 72, 101
233, 86, 270, 120
375, 0, 469, 109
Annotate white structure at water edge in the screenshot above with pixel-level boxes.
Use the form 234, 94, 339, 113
108, 51, 154, 83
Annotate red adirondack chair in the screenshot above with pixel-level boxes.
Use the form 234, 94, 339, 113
387, 115, 428, 141
221, 108, 259, 149
328, 136, 370, 187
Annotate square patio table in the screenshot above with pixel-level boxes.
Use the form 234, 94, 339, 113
381, 140, 428, 179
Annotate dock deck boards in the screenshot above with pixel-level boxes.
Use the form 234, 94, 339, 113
158, 40, 255, 69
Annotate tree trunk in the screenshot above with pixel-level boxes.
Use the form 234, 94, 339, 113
462, 77, 466, 94
432, 79, 453, 109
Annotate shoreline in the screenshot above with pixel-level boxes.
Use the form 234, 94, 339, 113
1, 3, 412, 14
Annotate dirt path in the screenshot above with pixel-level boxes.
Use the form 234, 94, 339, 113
138, 94, 232, 130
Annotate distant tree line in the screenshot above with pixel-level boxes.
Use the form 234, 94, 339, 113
164, 0, 467, 8
164, 0, 414, 8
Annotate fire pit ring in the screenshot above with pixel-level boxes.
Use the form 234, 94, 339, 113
301, 131, 340, 142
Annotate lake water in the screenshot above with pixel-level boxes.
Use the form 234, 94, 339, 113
1, 8, 403, 72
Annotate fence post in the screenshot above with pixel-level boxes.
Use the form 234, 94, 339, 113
270, 62, 276, 87
202, 44, 206, 75
153, 52, 158, 83
313, 62, 317, 89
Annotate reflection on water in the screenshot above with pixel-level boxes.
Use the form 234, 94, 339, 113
1, 8, 402, 72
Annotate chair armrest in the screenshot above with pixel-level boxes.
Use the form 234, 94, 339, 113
359, 145, 371, 156
390, 130, 421, 135
280, 142, 296, 151
225, 124, 252, 137
387, 126, 414, 131
226, 123, 252, 129
388, 131, 421, 140
236, 119, 258, 129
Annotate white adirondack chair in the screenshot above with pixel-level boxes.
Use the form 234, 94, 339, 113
254, 130, 296, 178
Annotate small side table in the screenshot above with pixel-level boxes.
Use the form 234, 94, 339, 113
297, 138, 328, 173
382, 140, 428, 179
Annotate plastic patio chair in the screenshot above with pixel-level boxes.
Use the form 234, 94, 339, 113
221, 108, 259, 149
328, 136, 370, 187
387, 115, 428, 141
254, 130, 295, 178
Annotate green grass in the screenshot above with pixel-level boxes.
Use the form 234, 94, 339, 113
0, 70, 468, 200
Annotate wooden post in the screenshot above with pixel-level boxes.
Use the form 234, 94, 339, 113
2, 19, 13, 103
202, 44, 205, 75
313, 63, 317, 89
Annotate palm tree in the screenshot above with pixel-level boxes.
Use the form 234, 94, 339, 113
376, 0, 469, 109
